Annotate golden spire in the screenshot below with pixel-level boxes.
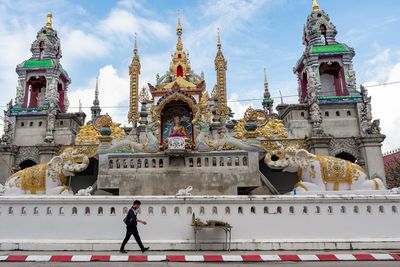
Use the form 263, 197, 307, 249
217, 28, 221, 50
134, 32, 138, 55
312, 0, 319, 12
176, 11, 183, 51
45, 11, 53, 28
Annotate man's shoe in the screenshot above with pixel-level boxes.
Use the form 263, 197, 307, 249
141, 247, 150, 253
120, 249, 128, 253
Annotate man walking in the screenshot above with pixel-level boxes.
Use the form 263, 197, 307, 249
120, 200, 150, 253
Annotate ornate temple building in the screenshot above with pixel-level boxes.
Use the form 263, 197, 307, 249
0, 1, 387, 195
277, 0, 385, 181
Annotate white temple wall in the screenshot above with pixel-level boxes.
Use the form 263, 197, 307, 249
0, 195, 399, 251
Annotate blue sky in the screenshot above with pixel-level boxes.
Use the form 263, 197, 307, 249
0, 0, 400, 151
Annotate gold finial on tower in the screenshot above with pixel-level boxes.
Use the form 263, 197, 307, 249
134, 32, 138, 55
46, 11, 53, 28
312, 0, 319, 12
176, 11, 183, 51
217, 28, 221, 50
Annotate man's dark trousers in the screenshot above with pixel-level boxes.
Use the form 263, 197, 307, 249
121, 225, 145, 251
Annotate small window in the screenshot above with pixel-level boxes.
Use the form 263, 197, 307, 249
98, 207, 103, 215
212, 206, 218, 215
34, 207, 39, 215
161, 206, 167, 215
367, 205, 372, 214
289, 206, 295, 214
315, 206, 321, 214
72, 207, 78, 215
328, 206, 333, 214
148, 207, 154, 215
159, 159, 163, 168
85, 207, 90, 215
21, 122, 25, 127
341, 206, 346, 214
353, 206, 359, 214
130, 159, 135, 168
123, 207, 128, 214
325, 111, 329, 117
189, 158, 194, 167
200, 206, 205, 215
379, 206, 384, 214
110, 207, 116, 215
47, 207, 52, 215
21, 207, 27, 215
109, 160, 113, 169
123, 159, 128, 168
60, 120, 64, 126
243, 157, 248, 166
347, 111, 351, 116
197, 158, 201, 167
277, 207, 282, 214
137, 159, 141, 168
205, 158, 209, 167
144, 159, 149, 168
220, 157, 224, 166
302, 206, 308, 214
8, 207, 14, 215
250, 206, 256, 214
174, 207, 180, 215
264, 206, 269, 214
29, 121, 33, 127
116, 160, 120, 169
227, 157, 232, 166
336, 111, 340, 117
225, 207, 230, 215
39, 121, 43, 127
152, 159, 156, 168
187, 207, 193, 215
238, 206, 243, 215
235, 157, 240, 166
392, 206, 398, 214
301, 112, 305, 118
212, 157, 217, 167
59, 207, 65, 215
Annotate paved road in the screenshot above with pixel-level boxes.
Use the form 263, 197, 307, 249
0, 262, 399, 267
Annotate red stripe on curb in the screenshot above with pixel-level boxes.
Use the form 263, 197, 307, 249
390, 253, 400, 260
91, 255, 110, 262
203, 255, 223, 262
7, 255, 27, 262
317, 254, 338, 261
353, 254, 375, 261
242, 255, 262, 262
279, 255, 301, 261
50, 255, 73, 262
167, 255, 185, 262
128, 255, 148, 262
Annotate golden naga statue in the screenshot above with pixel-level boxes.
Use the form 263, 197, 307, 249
2, 148, 90, 195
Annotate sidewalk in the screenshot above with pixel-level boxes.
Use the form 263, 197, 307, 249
1, 250, 400, 262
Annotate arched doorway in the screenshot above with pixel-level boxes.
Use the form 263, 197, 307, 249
335, 152, 356, 163
19, 159, 36, 170
160, 100, 194, 146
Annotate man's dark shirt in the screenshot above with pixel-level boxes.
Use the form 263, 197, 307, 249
127, 207, 137, 227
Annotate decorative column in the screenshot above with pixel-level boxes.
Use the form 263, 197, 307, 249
128, 33, 140, 128
214, 29, 228, 122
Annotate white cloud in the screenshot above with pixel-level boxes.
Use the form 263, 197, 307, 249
364, 62, 400, 152
61, 29, 109, 68
228, 93, 254, 119
68, 65, 129, 125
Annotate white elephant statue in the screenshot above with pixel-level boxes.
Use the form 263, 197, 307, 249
75, 186, 93, 196
176, 186, 193, 196
4, 148, 90, 195
264, 146, 385, 192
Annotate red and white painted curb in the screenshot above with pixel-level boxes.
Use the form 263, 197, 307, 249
0, 253, 399, 262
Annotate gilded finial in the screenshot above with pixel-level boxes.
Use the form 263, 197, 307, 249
312, 0, 319, 12
46, 11, 53, 28
176, 11, 183, 51
217, 28, 221, 49
134, 32, 138, 55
